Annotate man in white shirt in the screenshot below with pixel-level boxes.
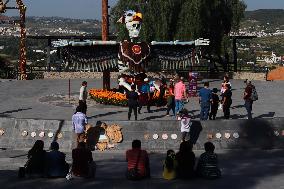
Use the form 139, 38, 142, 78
72, 106, 88, 145
79, 81, 88, 114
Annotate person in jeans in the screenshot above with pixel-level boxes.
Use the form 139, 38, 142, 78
199, 82, 212, 120
243, 81, 253, 119
222, 84, 232, 119
126, 140, 150, 180
126, 85, 139, 120
44, 142, 69, 178
138, 78, 151, 113
72, 106, 88, 146
196, 142, 221, 179
72, 142, 96, 178
174, 77, 187, 116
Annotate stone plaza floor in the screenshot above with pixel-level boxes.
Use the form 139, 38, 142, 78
0, 149, 283, 189
0, 79, 284, 124
0, 78, 284, 188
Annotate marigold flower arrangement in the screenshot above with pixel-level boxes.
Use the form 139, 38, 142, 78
89, 88, 165, 107
89, 89, 128, 106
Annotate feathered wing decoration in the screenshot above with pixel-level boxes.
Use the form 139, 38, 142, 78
61, 44, 119, 72
60, 41, 196, 73
149, 44, 194, 71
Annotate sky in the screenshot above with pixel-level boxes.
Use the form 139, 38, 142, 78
2, 0, 284, 20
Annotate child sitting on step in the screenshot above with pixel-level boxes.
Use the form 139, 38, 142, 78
162, 149, 178, 180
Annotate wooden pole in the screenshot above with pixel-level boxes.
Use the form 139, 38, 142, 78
68, 79, 71, 104
233, 37, 238, 72
18, 1, 27, 80
102, 0, 110, 90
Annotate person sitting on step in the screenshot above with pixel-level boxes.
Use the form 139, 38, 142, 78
71, 142, 96, 178
25, 140, 46, 177
196, 142, 221, 179
44, 142, 69, 178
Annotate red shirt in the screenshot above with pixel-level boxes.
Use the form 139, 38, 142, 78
174, 81, 186, 100
126, 148, 149, 177
244, 85, 253, 100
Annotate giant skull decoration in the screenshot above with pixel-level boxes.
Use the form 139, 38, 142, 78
118, 10, 143, 39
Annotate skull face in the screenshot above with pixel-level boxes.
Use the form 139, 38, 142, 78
0, 2, 6, 13
126, 21, 141, 38
119, 10, 143, 39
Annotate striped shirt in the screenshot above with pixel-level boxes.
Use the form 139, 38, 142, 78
126, 148, 149, 177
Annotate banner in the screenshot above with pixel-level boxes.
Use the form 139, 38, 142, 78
188, 72, 198, 97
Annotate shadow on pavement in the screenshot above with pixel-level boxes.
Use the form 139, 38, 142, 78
0, 108, 32, 114
0, 149, 283, 189
88, 111, 125, 119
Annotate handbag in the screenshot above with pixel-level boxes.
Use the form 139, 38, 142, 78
126, 150, 141, 180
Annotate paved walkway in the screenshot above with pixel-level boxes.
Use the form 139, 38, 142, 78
0, 79, 284, 123
0, 79, 284, 188
0, 149, 283, 189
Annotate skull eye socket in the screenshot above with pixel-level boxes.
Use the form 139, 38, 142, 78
127, 13, 133, 16
132, 23, 140, 28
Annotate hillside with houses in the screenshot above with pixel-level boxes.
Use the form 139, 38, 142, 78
232, 9, 284, 66
0, 9, 284, 68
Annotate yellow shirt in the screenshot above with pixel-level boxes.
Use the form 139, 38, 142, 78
162, 160, 178, 180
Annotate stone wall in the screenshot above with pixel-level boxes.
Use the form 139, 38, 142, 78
43, 72, 267, 81
43, 72, 120, 79
0, 118, 283, 152
43, 72, 176, 80
233, 72, 266, 81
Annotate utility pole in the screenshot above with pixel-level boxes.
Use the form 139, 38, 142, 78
102, 0, 110, 90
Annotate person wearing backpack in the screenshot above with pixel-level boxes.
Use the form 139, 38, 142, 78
243, 81, 257, 119
126, 140, 150, 180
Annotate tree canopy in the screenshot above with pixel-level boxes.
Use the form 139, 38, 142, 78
111, 0, 246, 54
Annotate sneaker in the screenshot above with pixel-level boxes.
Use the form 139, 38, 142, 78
166, 114, 170, 117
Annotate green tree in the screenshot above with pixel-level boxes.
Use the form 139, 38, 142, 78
111, 0, 246, 54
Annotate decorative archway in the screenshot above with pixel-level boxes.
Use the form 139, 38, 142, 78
0, 0, 27, 80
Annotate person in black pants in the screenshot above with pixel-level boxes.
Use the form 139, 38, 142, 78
127, 85, 139, 120
209, 88, 219, 120
222, 84, 232, 119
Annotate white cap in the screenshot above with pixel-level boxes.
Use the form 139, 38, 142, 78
144, 78, 149, 82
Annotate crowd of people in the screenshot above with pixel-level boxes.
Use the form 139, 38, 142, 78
21, 140, 95, 179
76, 74, 258, 122
21, 139, 221, 181
124, 74, 258, 121
18, 76, 259, 181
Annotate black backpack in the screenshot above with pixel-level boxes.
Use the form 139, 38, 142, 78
250, 87, 258, 101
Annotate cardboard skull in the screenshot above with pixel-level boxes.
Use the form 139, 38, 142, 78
118, 10, 142, 39
0, 1, 6, 13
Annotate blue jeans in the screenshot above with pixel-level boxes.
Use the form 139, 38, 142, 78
245, 100, 253, 119
200, 102, 210, 120
175, 100, 184, 115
